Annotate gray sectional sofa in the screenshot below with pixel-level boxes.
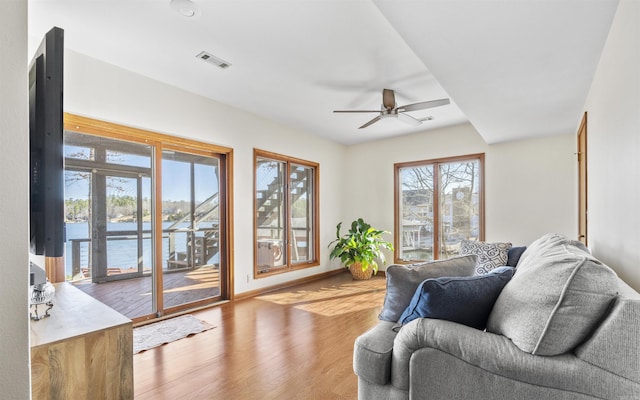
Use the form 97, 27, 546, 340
353, 233, 640, 399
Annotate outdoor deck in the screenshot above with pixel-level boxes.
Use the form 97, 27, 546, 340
71, 265, 221, 320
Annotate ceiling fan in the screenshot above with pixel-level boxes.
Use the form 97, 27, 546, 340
333, 89, 450, 129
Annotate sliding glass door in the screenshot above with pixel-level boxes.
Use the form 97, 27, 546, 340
63, 114, 231, 322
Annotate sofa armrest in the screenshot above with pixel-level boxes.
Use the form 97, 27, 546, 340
392, 318, 640, 398
393, 318, 509, 390
353, 321, 398, 386
575, 295, 640, 384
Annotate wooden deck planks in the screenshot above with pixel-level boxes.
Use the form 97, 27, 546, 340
71, 266, 221, 319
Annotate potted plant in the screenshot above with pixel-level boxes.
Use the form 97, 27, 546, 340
328, 218, 394, 280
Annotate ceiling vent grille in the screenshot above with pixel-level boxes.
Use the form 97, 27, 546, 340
196, 51, 231, 69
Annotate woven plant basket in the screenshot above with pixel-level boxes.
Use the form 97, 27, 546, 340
349, 262, 373, 280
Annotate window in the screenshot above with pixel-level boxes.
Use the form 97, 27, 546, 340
254, 149, 319, 277
395, 154, 484, 262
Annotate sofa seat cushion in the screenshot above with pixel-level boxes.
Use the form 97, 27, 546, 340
353, 321, 398, 386
378, 256, 477, 322
487, 233, 619, 356
396, 266, 514, 330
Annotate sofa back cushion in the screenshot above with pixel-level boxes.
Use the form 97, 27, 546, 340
378, 255, 477, 322
487, 233, 619, 356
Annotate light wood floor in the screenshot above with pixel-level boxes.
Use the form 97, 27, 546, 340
133, 271, 386, 400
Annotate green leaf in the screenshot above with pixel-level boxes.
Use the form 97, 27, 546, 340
326, 218, 394, 273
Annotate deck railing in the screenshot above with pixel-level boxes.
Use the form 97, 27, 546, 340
68, 228, 218, 281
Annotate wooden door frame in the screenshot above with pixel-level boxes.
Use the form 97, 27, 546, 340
577, 112, 588, 245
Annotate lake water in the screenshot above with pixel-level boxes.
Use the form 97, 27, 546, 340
65, 221, 193, 277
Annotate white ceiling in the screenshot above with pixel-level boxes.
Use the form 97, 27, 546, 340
28, 0, 619, 145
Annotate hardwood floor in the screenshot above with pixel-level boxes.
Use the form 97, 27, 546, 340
133, 271, 386, 400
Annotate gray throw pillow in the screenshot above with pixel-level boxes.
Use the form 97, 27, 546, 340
487, 233, 618, 356
378, 255, 477, 322
460, 239, 512, 275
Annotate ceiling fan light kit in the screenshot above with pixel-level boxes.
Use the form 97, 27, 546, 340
333, 89, 450, 129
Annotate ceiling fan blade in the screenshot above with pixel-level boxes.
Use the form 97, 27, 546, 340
398, 98, 450, 112
359, 115, 382, 129
382, 89, 396, 110
397, 113, 422, 127
333, 110, 382, 113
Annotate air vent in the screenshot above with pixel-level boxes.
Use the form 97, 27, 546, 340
196, 51, 231, 69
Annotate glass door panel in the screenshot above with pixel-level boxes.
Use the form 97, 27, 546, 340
438, 160, 481, 259
398, 165, 435, 261
64, 131, 154, 320
104, 175, 152, 279
162, 150, 221, 310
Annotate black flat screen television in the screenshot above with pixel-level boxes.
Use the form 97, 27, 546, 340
29, 27, 65, 257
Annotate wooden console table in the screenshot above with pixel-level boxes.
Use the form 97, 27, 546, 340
30, 282, 133, 400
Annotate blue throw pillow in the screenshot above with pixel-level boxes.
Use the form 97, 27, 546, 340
378, 256, 477, 322
396, 266, 515, 330
507, 246, 527, 267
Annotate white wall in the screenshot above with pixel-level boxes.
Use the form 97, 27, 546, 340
344, 123, 577, 268
62, 50, 347, 294
63, 49, 579, 287
583, 0, 640, 290
0, 0, 31, 398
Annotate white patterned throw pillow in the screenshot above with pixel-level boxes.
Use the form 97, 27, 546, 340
460, 240, 512, 275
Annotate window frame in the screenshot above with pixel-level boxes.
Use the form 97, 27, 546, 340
394, 153, 485, 263
253, 149, 320, 278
